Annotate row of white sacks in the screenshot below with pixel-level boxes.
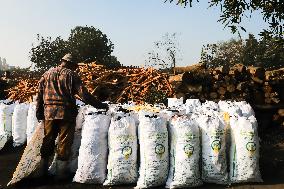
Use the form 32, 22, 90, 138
0, 100, 38, 149
1, 99, 262, 188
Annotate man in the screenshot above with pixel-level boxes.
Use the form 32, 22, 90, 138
36, 53, 108, 178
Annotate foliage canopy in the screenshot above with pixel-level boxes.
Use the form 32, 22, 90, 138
165, 0, 284, 37
200, 34, 284, 70
30, 26, 120, 71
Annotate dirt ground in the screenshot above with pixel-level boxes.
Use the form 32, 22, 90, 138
1, 113, 284, 189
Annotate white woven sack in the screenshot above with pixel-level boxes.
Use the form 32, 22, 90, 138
197, 113, 228, 184
234, 101, 255, 117
75, 106, 86, 131
218, 101, 242, 116
201, 101, 219, 112
73, 108, 110, 184
0, 103, 15, 137
166, 115, 202, 188
12, 103, 29, 146
104, 113, 138, 185
185, 99, 201, 114
168, 98, 183, 108
229, 115, 262, 183
26, 103, 39, 144
136, 114, 169, 188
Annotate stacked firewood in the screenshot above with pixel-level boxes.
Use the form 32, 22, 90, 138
170, 63, 284, 128
170, 63, 282, 105
77, 63, 173, 103
6, 78, 39, 102
6, 63, 173, 104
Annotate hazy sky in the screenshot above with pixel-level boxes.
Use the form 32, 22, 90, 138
0, 0, 268, 68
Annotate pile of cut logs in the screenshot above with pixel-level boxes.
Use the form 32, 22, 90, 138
6, 63, 173, 104
76, 62, 173, 103
170, 64, 282, 104
170, 63, 284, 127
6, 78, 39, 102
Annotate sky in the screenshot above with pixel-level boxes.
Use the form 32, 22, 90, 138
0, 0, 268, 68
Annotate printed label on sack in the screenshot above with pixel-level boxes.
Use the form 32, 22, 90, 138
122, 146, 132, 160
209, 129, 224, 155
184, 144, 194, 158
246, 142, 257, 155
180, 132, 197, 158
116, 135, 135, 160
155, 144, 165, 158
240, 130, 256, 157
149, 132, 167, 159
211, 140, 221, 155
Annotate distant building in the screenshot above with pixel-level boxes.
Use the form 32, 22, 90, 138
0, 57, 12, 70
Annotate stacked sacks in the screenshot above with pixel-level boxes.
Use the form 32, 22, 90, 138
196, 111, 229, 184
184, 99, 201, 114
104, 111, 138, 186
7, 99, 262, 187
0, 102, 15, 150
234, 101, 255, 117
136, 112, 169, 188
12, 103, 29, 146
167, 98, 184, 109
26, 102, 39, 144
229, 115, 262, 183
69, 105, 86, 173
218, 101, 242, 117
166, 115, 202, 188
73, 107, 111, 184
0, 103, 15, 137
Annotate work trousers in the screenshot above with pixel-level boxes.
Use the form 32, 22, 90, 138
40, 119, 75, 161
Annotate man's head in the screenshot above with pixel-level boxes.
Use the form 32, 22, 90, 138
61, 53, 78, 70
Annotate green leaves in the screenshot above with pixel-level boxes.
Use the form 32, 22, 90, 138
30, 26, 120, 72
165, 0, 284, 37
200, 33, 284, 69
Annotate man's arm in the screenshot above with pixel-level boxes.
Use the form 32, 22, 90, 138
36, 76, 45, 120
72, 72, 108, 110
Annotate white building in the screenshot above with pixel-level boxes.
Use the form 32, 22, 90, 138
0, 57, 11, 70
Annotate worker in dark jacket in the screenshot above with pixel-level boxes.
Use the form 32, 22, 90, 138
36, 53, 108, 178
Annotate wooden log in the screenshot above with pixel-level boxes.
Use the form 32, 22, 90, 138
236, 82, 249, 91
251, 76, 264, 84
227, 84, 236, 93
247, 66, 265, 79
169, 74, 183, 83
217, 87, 226, 95
185, 84, 203, 93
278, 109, 284, 117
181, 72, 194, 84
233, 63, 246, 73
209, 92, 218, 99
213, 74, 223, 81
214, 65, 230, 75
